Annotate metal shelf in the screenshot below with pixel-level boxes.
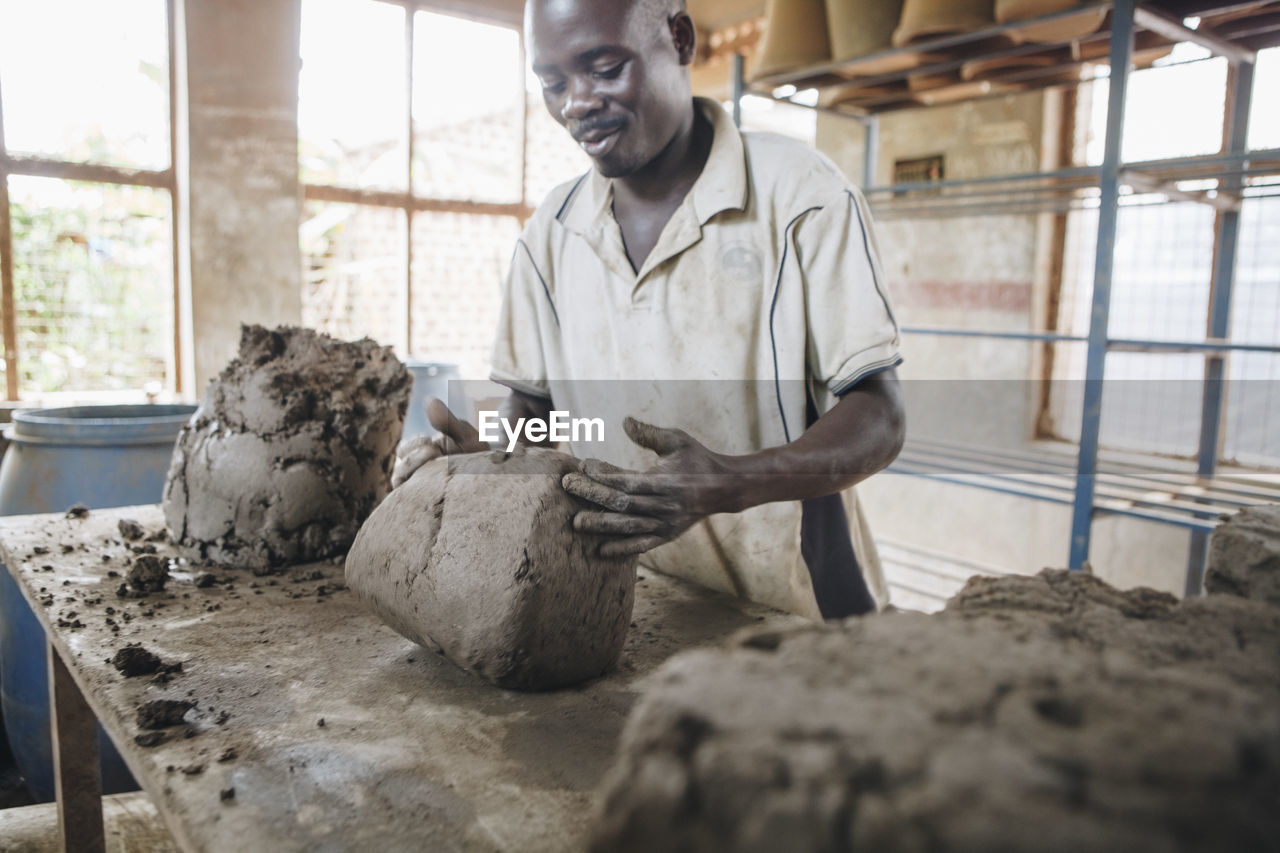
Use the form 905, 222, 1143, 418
748, 2, 1280, 114
861, 148, 1280, 218
731, 1, 1280, 593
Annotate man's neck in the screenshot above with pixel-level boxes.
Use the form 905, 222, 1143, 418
613, 102, 713, 210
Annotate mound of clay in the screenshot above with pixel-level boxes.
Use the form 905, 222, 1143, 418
1207, 504, 1280, 607
164, 325, 411, 570
345, 447, 638, 690
590, 566, 1280, 852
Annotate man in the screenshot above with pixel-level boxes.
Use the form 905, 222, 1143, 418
397, 0, 905, 621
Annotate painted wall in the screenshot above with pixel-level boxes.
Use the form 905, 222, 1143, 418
181, 0, 304, 394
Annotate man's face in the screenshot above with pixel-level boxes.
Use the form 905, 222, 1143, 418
528, 0, 693, 178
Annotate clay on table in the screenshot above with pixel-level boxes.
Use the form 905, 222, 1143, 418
164, 325, 410, 571
345, 447, 638, 691
590, 554, 1280, 852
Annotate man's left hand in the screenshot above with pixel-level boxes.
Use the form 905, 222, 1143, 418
562, 417, 743, 558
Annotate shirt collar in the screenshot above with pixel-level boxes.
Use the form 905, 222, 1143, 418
559, 97, 749, 235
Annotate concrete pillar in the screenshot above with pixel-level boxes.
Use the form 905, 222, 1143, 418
179, 0, 302, 395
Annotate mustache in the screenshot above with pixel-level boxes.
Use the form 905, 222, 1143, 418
570, 116, 626, 142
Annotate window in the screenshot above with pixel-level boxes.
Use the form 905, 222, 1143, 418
1042, 46, 1280, 468
0, 0, 177, 402
298, 0, 587, 378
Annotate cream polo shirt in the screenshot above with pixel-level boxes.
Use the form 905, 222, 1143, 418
491, 97, 902, 620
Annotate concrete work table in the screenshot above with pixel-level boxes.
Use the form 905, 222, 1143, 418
0, 505, 803, 852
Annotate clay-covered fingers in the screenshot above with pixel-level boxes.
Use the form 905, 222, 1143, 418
561, 472, 631, 512
578, 458, 665, 495
425, 398, 488, 453
599, 535, 668, 558
562, 471, 675, 514
622, 417, 691, 456
573, 511, 663, 536
391, 440, 444, 488
395, 434, 435, 460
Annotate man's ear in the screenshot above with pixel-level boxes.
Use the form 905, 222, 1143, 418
669, 12, 696, 65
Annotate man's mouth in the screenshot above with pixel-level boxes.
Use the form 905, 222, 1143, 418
573, 120, 625, 157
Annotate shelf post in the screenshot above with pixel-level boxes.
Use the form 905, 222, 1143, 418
731, 53, 744, 129
1186, 55, 1256, 595
863, 114, 879, 190
1068, 0, 1135, 570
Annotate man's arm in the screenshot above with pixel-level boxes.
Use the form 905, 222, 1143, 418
562, 369, 905, 557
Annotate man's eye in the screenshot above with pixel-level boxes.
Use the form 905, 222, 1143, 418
592, 63, 624, 80
540, 79, 566, 95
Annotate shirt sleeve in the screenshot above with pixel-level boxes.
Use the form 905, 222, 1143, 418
489, 237, 554, 399
792, 187, 902, 396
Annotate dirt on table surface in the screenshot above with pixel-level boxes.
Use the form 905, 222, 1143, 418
1, 503, 802, 852
11, 505, 357, 760
591, 506, 1280, 853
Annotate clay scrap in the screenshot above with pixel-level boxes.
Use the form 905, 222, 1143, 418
111, 644, 181, 679
136, 699, 195, 730
126, 554, 169, 593
164, 325, 411, 570
345, 447, 638, 691
590, 528, 1280, 852
1206, 504, 1280, 607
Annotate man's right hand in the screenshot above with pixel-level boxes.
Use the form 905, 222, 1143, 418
390, 398, 490, 488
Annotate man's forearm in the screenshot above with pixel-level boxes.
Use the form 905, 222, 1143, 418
720, 370, 905, 513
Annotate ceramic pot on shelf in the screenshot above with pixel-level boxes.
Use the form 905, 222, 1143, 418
893, 0, 996, 47
752, 0, 831, 81
996, 0, 1108, 43
825, 0, 928, 74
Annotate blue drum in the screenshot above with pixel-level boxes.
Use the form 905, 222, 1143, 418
400, 361, 462, 442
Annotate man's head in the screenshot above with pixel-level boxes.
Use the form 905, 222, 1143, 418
527, 0, 696, 178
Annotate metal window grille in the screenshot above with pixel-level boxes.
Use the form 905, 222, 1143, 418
298, 0, 588, 374
0, 0, 180, 401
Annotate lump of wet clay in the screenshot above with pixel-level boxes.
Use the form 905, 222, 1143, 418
118, 518, 146, 541
126, 554, 169, 593
136, 699, 195, 730
111, 644, 182, 678
164, 325, 411, 570
1207, 504, 1280, 607
590, 569, 1280, 852
345, 447, 638, 691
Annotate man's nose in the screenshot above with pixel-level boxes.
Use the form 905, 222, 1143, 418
562, 77, 604, 122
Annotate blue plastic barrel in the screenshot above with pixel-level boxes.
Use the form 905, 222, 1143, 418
0, 403, 196, 801
401, 361, 462, 442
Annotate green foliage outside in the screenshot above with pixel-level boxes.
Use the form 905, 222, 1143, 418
9, 180, 172, 396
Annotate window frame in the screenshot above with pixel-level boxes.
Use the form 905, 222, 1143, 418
0, 0, 183, 402
301, 0, 535, 358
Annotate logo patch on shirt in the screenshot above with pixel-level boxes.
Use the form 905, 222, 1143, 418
720, 242, 764, 283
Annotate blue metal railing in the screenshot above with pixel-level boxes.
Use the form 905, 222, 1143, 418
731, 1, 1279, 586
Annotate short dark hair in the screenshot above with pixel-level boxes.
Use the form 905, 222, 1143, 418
636, 0, 688, 23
